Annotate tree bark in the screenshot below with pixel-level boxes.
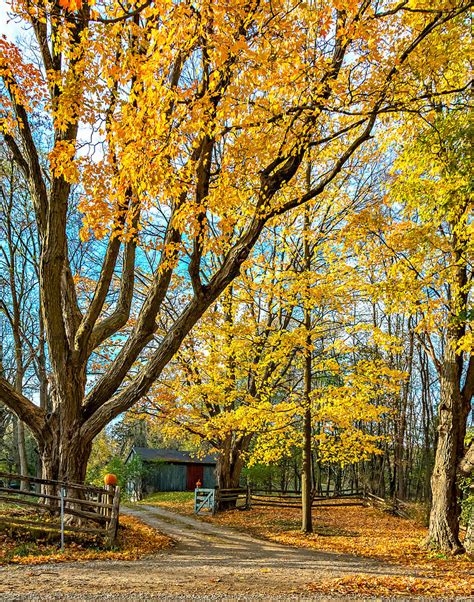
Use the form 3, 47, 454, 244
217, 434, 251, 508
427, 335, 469, 553
427, 217, 472, 553
464, 501, 474, 553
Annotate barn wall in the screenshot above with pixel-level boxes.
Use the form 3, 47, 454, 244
203, 465, 217, 488
141, 461, 217, 493
145, 462, 187, 492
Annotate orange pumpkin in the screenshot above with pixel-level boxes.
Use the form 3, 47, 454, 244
103, 473, 118, 486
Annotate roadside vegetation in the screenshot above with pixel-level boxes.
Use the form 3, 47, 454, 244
0, 508, 172, 566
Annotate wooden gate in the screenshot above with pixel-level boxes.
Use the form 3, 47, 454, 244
194, 488, 216, 514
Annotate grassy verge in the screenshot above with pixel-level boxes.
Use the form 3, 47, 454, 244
0, 509, 172, 565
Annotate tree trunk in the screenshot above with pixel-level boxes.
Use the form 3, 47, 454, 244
301, 403, 312, 532
301, 190, 313, 534
464, 503, 474, 553
394, 323, 414, 501
39, 369, 91, 487
217, 456, 241, 489
217, 434, 251, 509
17, 420, 28, 490
427, 341, 467, 553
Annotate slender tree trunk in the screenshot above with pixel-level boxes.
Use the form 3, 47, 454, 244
301, 405, 312, 531
394, 323, 414, 501
420, 344, 434, 514
301, 197, 313, 533
37, 312, 49, 412
17, 421, 28, 487
14, 367, 28, 489
6, 186, 29, 489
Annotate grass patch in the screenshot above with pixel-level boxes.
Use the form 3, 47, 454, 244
142, 491, 194, 505
139, 491, 195, 515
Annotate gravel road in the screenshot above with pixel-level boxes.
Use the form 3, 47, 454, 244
0, 504, 465, 601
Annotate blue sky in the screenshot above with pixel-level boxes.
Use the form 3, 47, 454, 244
1, 1, 24, 41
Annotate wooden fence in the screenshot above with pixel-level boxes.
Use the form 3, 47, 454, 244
249, 487, 415, 517
195, 486, 365, 513
216, 487, 250, 510
196, 484, 415, 519
0, 471, 120, 546
364, 491, 411, 519
250, 488, 365, 509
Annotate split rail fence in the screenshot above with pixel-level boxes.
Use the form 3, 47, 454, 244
195, 485, 411, 518
250, 488, 366, 510
0, 471, 121, 546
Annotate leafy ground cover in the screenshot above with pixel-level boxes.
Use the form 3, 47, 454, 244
0, 507, 172, 566
142, 493, 474, 598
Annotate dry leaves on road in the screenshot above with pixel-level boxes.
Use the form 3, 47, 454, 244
307, 575, 474, 598
144, 495, 474, 598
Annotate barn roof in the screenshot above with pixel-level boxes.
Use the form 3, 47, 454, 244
129, 447, 217, 465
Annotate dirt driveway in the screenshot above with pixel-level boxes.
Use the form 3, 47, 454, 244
0, 504, 455, 601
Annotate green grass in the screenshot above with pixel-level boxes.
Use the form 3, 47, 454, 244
140, 491, 194, 505
5, 543, 57, 560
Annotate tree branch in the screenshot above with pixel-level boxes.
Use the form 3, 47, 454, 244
0, 376, 45, 438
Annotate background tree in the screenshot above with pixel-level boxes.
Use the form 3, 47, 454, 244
346, 109, 473, 552
0, 149, 44, 482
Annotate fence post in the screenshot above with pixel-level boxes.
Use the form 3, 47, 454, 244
106, 486, 121, 547
60, 486, 66, 551
246, 484, 251, 509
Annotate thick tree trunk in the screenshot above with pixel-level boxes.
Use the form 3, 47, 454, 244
217, 435, 251, 509
427, 341, 467, 553
39, 431, 92, 520
217, 455, 242, 489
39, 368, 91, 487
40, 424, 92, 507
465, 504, 474, 553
